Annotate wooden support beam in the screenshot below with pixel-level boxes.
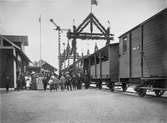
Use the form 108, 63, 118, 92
94, 53, 97, 77
93, 19, 107, 36
72, 25, 77, 71
106, 27, 111, 45
68, 32, 113, 40
76, 13, 91, 32
78, 20, 91, 34
92, 14, 107, 34
99, 52, 102, 80
68, 34, 113, 40
90, 16, 93, 34
13, 48, 17, 89
77, 32, 113, 36
88, 57, 91, 76
0, 46, 14, 49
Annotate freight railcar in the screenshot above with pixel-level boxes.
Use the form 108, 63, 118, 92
83, 43, 119, 90
119, 8, 167, 96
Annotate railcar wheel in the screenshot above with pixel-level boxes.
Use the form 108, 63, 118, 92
137, 89, 146, 97
99, 84, 102, 89
122, 83, 127, 92
85, 82, 90, 89
154, 90, 165, 97
110, 87, 114, 92
99, 81, 102, 89
96, 83, 98, 88
109, 83, 114, 92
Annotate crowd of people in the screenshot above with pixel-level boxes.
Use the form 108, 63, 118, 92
3, 70, 90, 92
42, 72, 84, 92
24, 71, 90, 91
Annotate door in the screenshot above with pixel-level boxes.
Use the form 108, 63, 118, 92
131, 27, 142, 78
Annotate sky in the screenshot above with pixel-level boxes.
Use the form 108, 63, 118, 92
0, 0, 166, 69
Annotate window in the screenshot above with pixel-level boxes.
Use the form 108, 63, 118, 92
122, 36, 127, 54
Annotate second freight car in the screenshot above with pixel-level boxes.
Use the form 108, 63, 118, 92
83, 43, 119, 90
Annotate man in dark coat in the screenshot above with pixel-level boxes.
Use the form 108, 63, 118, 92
84, 72, 90, 89
77, 73, 82, 89
17, 74, 21, 91
42, 76, 48, 91
72, 73, 77, 90
66, 73, 72, 91
21, 74, 26, 89
31, 74, 37, 90
5, 75, 11, 92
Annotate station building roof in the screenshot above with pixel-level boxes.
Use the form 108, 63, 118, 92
0, 34, 31, 63
3, 35, 28, 46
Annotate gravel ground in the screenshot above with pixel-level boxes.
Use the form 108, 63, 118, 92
1, 89, 167, 123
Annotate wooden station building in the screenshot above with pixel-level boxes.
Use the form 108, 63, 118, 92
0, 35, 30, 89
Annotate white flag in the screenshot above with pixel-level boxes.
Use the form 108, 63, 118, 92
91, 0, 97, 5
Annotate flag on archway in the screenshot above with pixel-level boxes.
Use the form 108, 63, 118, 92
91, 0, 98, 5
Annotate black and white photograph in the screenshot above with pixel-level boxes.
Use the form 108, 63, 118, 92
0, 0, 167, 123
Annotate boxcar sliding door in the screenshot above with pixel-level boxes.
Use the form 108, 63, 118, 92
131, 26, 142, 78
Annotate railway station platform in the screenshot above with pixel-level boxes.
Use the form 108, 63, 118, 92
1, 88, 167, 123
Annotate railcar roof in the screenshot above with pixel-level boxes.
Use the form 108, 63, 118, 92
119, 8, 167, 38
83, 42, 119, 59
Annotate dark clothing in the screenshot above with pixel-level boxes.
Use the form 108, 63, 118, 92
5, 76, 10, 92
43, 83, 47, 91
72, 77, 77, 90
21, 75, 26, 89
16, 78, 21, 91
43, 78, 48, 91
31, 76, 37, 90
84, 74, 90, 89
77, 77, 82, 89
66, 78, 72, 91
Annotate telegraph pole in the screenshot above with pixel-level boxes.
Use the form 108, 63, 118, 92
39, 15, 42, 60
50, 19, 69, 76
58, 29, 61, 76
